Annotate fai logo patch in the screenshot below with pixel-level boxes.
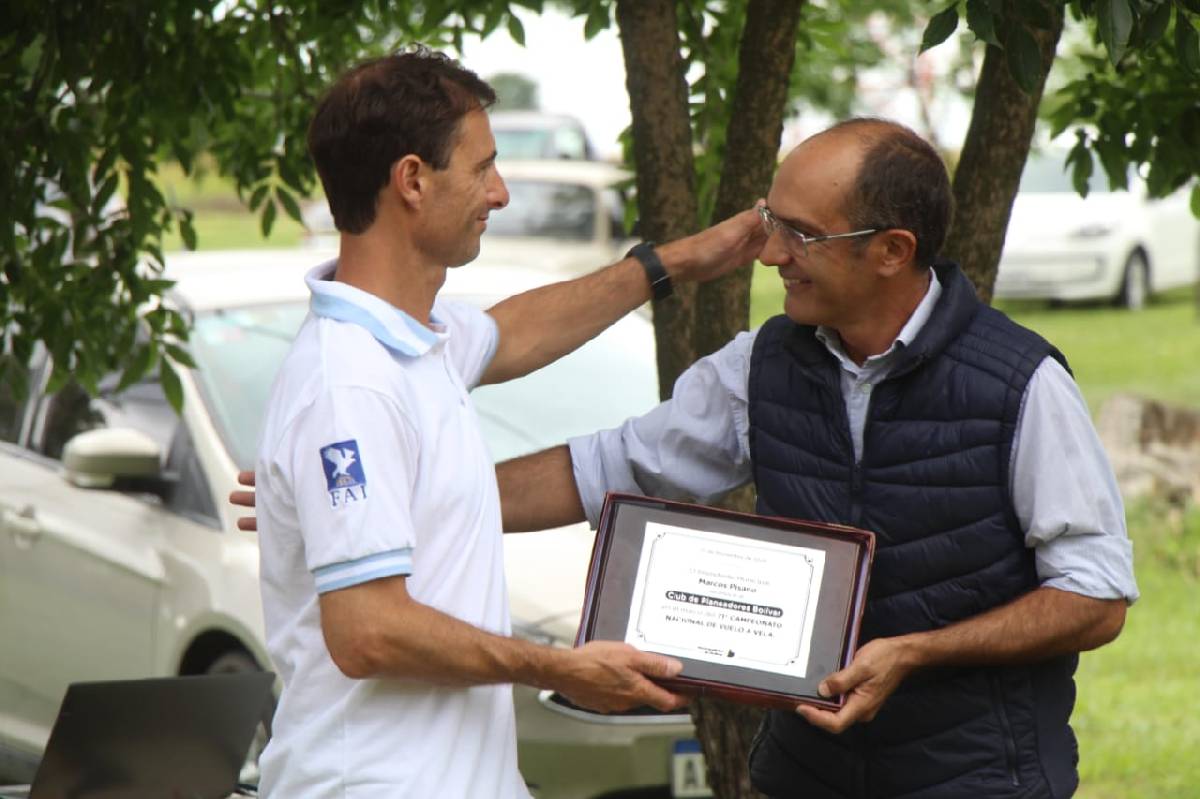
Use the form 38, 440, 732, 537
320, 439, 367, 508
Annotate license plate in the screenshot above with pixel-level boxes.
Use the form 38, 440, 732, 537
671, 739, 713, 798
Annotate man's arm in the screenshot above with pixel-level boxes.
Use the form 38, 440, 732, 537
797, 587, 1126, 734
496, 445, 585, 532
480, 206, 764, 385
319, 573, 686, 713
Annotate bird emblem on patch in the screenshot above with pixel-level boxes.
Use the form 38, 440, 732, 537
320, 439, 367, 507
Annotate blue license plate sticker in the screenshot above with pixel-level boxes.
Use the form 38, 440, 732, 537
671, 739, 712, 798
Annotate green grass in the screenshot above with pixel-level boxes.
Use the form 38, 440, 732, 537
155, 163, 308, 252
750, 264, 1200, 798
1074, 501, 1200, 799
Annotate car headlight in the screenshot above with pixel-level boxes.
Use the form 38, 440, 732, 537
1069, 222, 1116, 238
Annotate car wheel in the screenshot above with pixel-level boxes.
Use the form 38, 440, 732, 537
1116, 251, 1150, 310
205, 650, 274, 786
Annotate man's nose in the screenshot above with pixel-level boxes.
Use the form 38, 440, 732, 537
758, 230, 792, 268
488, 171, 509, 210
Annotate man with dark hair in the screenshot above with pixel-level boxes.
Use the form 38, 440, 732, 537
499, 117, 1137, 798
252, 47, 764, 798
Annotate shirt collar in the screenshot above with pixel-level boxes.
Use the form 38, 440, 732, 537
815, 268, 943, 373
304, 260, 446, 358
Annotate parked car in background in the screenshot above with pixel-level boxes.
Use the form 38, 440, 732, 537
490, 111, 595, 161
302, 159, 638, 277
994, 149, 1200, 309
0, 250, 707, 798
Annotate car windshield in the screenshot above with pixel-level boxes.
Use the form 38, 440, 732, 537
188, 302, 658, 471
487, 180, 596, 240
494, 127, 589, 160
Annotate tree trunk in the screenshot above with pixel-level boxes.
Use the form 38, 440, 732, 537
943, 1, 1063, 303
694, 0, 804, 362
616, 0, 700, 400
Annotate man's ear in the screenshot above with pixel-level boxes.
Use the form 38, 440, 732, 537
874, 228, 918, 277
391, 154, 426, 207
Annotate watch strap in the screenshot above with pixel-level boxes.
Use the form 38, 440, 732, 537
626, 241, 673, 301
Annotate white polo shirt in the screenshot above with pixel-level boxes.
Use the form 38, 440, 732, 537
255, 261, 530, 799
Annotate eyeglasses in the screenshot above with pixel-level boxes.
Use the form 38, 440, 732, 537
758, 204, 878, 257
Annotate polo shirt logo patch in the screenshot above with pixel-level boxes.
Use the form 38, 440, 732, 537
320, 439, 368, 508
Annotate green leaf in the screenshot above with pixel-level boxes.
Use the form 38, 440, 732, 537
1177, 12, 1200, 73
260, 199, 277, 238
179, 210, 197, 251
276, 186, 302, 225
165, 342, 197, 369
1142, 2, 1172, 46
1005, 24, 1042, 94
249, 183, 270, 211
507, 14, 526, 46
966, 0, 1001, 46
1096, 0, 1134, 66
1068, 144, 1094, 198
92, 173, 120, 216
1191, 183, 1200, 218
583, 4, 608, 40
160, 357, 184, 414
116, 343, 157, 393
921, 5, 961, 54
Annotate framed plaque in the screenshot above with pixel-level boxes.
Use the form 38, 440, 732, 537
576, 493, 875, 711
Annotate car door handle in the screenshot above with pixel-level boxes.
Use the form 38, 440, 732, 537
2, 506, 43, 548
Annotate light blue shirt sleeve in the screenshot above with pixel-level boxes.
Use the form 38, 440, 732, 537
1012, 358, 1139, 602
567, 330, 757, 526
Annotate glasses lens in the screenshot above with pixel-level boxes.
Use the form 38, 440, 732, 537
761, 207, 809, 257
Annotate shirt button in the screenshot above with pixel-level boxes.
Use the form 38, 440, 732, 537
859, 382, 872, 394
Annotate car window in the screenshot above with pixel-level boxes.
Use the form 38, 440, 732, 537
488, 181, 596, 240
164, 423, 220, 525
32, 376, 179, 462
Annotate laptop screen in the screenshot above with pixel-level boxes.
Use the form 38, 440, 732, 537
9, 672, 273, 799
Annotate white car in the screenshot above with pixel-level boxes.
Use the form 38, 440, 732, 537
490, 111, 596, 161
994, 149, 1200, 308
302, 159, 638, 277
0, 250, 707, 798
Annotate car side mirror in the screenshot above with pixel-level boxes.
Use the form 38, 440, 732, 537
62, 427, 163, 489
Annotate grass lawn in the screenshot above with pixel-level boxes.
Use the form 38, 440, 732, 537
156, 164, 307, 251
750, 264, 1200, 798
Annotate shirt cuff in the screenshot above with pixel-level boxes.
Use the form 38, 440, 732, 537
1035, 534, 1139, 604
312, 547, 414, 594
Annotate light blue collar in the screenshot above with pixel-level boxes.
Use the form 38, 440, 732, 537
816, 269, 943, 374
304, 260, 446, 358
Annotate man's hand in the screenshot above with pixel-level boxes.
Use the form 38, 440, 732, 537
229, 470, 257, 531
795, 635, 916, 734
659, 203, 767, 285
556, 641, 688, 714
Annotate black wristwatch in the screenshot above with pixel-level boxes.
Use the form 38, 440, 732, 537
626, 241, 673, 301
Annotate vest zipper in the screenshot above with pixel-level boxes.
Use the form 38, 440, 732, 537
990, 674, 1021, 787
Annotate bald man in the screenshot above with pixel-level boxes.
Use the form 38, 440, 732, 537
498, 118, 1137, 799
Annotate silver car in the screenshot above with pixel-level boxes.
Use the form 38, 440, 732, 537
0, 249, 708, 798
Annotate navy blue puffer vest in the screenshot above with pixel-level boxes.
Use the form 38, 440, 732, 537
746, 264, 1079, 799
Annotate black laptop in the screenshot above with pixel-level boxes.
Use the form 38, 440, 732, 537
0, 672, 274, 799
